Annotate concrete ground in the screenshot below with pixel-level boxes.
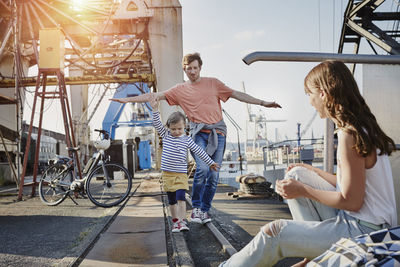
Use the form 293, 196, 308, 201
183, 181, 301, 267
0, 171, 299, 266
0, 173, 143, 267
79, 176, 168, 267
0, 189, 123, 266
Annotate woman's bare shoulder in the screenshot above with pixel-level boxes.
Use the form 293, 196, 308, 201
337, 130, 355, 144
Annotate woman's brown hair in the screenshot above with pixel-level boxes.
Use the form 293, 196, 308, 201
304, 60, 395, 156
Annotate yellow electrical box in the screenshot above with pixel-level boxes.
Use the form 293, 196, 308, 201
39, 28, 65, 70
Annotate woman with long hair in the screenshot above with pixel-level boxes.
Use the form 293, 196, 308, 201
220, 60, 397, 267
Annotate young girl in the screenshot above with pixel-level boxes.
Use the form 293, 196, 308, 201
220, 60, 397, 266
150, 97, 219, 233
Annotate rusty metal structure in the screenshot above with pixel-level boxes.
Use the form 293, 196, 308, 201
338, 0, 400, 72
0, 0, 183, 199
19, 67, 84, 200
0, 0, 156, 86
243, 0, 400, 65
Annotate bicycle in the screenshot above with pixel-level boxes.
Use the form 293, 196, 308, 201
38, 129, 132, 207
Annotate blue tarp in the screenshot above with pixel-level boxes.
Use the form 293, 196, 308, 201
138, 140, 151, 169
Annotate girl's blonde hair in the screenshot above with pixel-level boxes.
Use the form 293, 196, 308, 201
304, 60, 395, 156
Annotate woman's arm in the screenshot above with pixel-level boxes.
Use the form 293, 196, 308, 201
230, 90, 281, 108
110, 92, 166, 103
278, 131, 366, 212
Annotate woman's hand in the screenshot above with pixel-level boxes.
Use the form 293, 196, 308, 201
275, 178, 306, 199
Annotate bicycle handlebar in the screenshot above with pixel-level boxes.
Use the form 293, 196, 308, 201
94, 129, 110, 140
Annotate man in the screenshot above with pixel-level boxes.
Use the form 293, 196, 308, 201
111, 52, 281, 224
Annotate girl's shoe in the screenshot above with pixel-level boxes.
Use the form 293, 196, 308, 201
172, 220, 182, 233
172, 218, 181, 233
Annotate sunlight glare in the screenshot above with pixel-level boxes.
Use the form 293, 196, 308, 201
71, 0, 83, 12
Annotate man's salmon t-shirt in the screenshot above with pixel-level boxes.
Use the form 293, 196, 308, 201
164, 77, 233, 124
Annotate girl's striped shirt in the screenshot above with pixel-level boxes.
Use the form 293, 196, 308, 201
153, 111, 215, 173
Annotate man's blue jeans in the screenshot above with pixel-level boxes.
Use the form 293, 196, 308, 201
191, 132, 226, 212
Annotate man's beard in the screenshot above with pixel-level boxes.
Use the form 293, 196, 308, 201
189, 74, 198, 81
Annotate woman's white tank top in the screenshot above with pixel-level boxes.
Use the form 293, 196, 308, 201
336, 147, 397, 227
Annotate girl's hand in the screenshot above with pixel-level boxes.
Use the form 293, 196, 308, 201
275, 178, 305, 199
210, 163, 220, 171
149, 94, 159, 110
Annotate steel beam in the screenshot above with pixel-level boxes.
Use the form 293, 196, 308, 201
0, 74, 155, 88
349, 0, 385, 19
0, 22, 12, 58
0, 93, 17, 104
347, 20, 400, 54
242, 51, 400, 65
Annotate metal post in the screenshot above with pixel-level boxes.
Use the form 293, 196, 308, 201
18, 72, 42, 200
57, 71, 83, 179
148, 0, 183, 169
323, 119, 335, 173
31, 73, 48, 196
123, 139, 128, 169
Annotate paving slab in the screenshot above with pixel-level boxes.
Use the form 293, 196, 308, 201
80, 177, 168, 266
0, 182, 125, 267
183, 180, 301, 266
0, 171, 300, 267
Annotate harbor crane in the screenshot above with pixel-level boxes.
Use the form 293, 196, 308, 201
297, 111, 317, 145
0, 0, 183, 199
241, 82, 286, 158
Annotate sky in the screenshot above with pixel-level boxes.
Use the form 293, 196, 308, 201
23, 0, 396, 144
179, 0, 395, 144
180, 0, 346, 143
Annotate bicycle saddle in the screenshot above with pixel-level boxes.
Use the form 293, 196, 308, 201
67, 147, 80, 152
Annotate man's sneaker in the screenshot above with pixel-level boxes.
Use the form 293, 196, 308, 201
201, 211, 212, 224
180, 220, 189, 231
191, 208, 202, 223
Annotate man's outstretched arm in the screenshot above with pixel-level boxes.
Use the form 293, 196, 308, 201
230, 90, 282, 108
110, 92, 166, 103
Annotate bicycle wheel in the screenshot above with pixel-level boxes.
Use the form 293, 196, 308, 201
39, 164, 72, 206
86, 163, 132, 207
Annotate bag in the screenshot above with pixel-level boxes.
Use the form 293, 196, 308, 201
309, 227, 400, 266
